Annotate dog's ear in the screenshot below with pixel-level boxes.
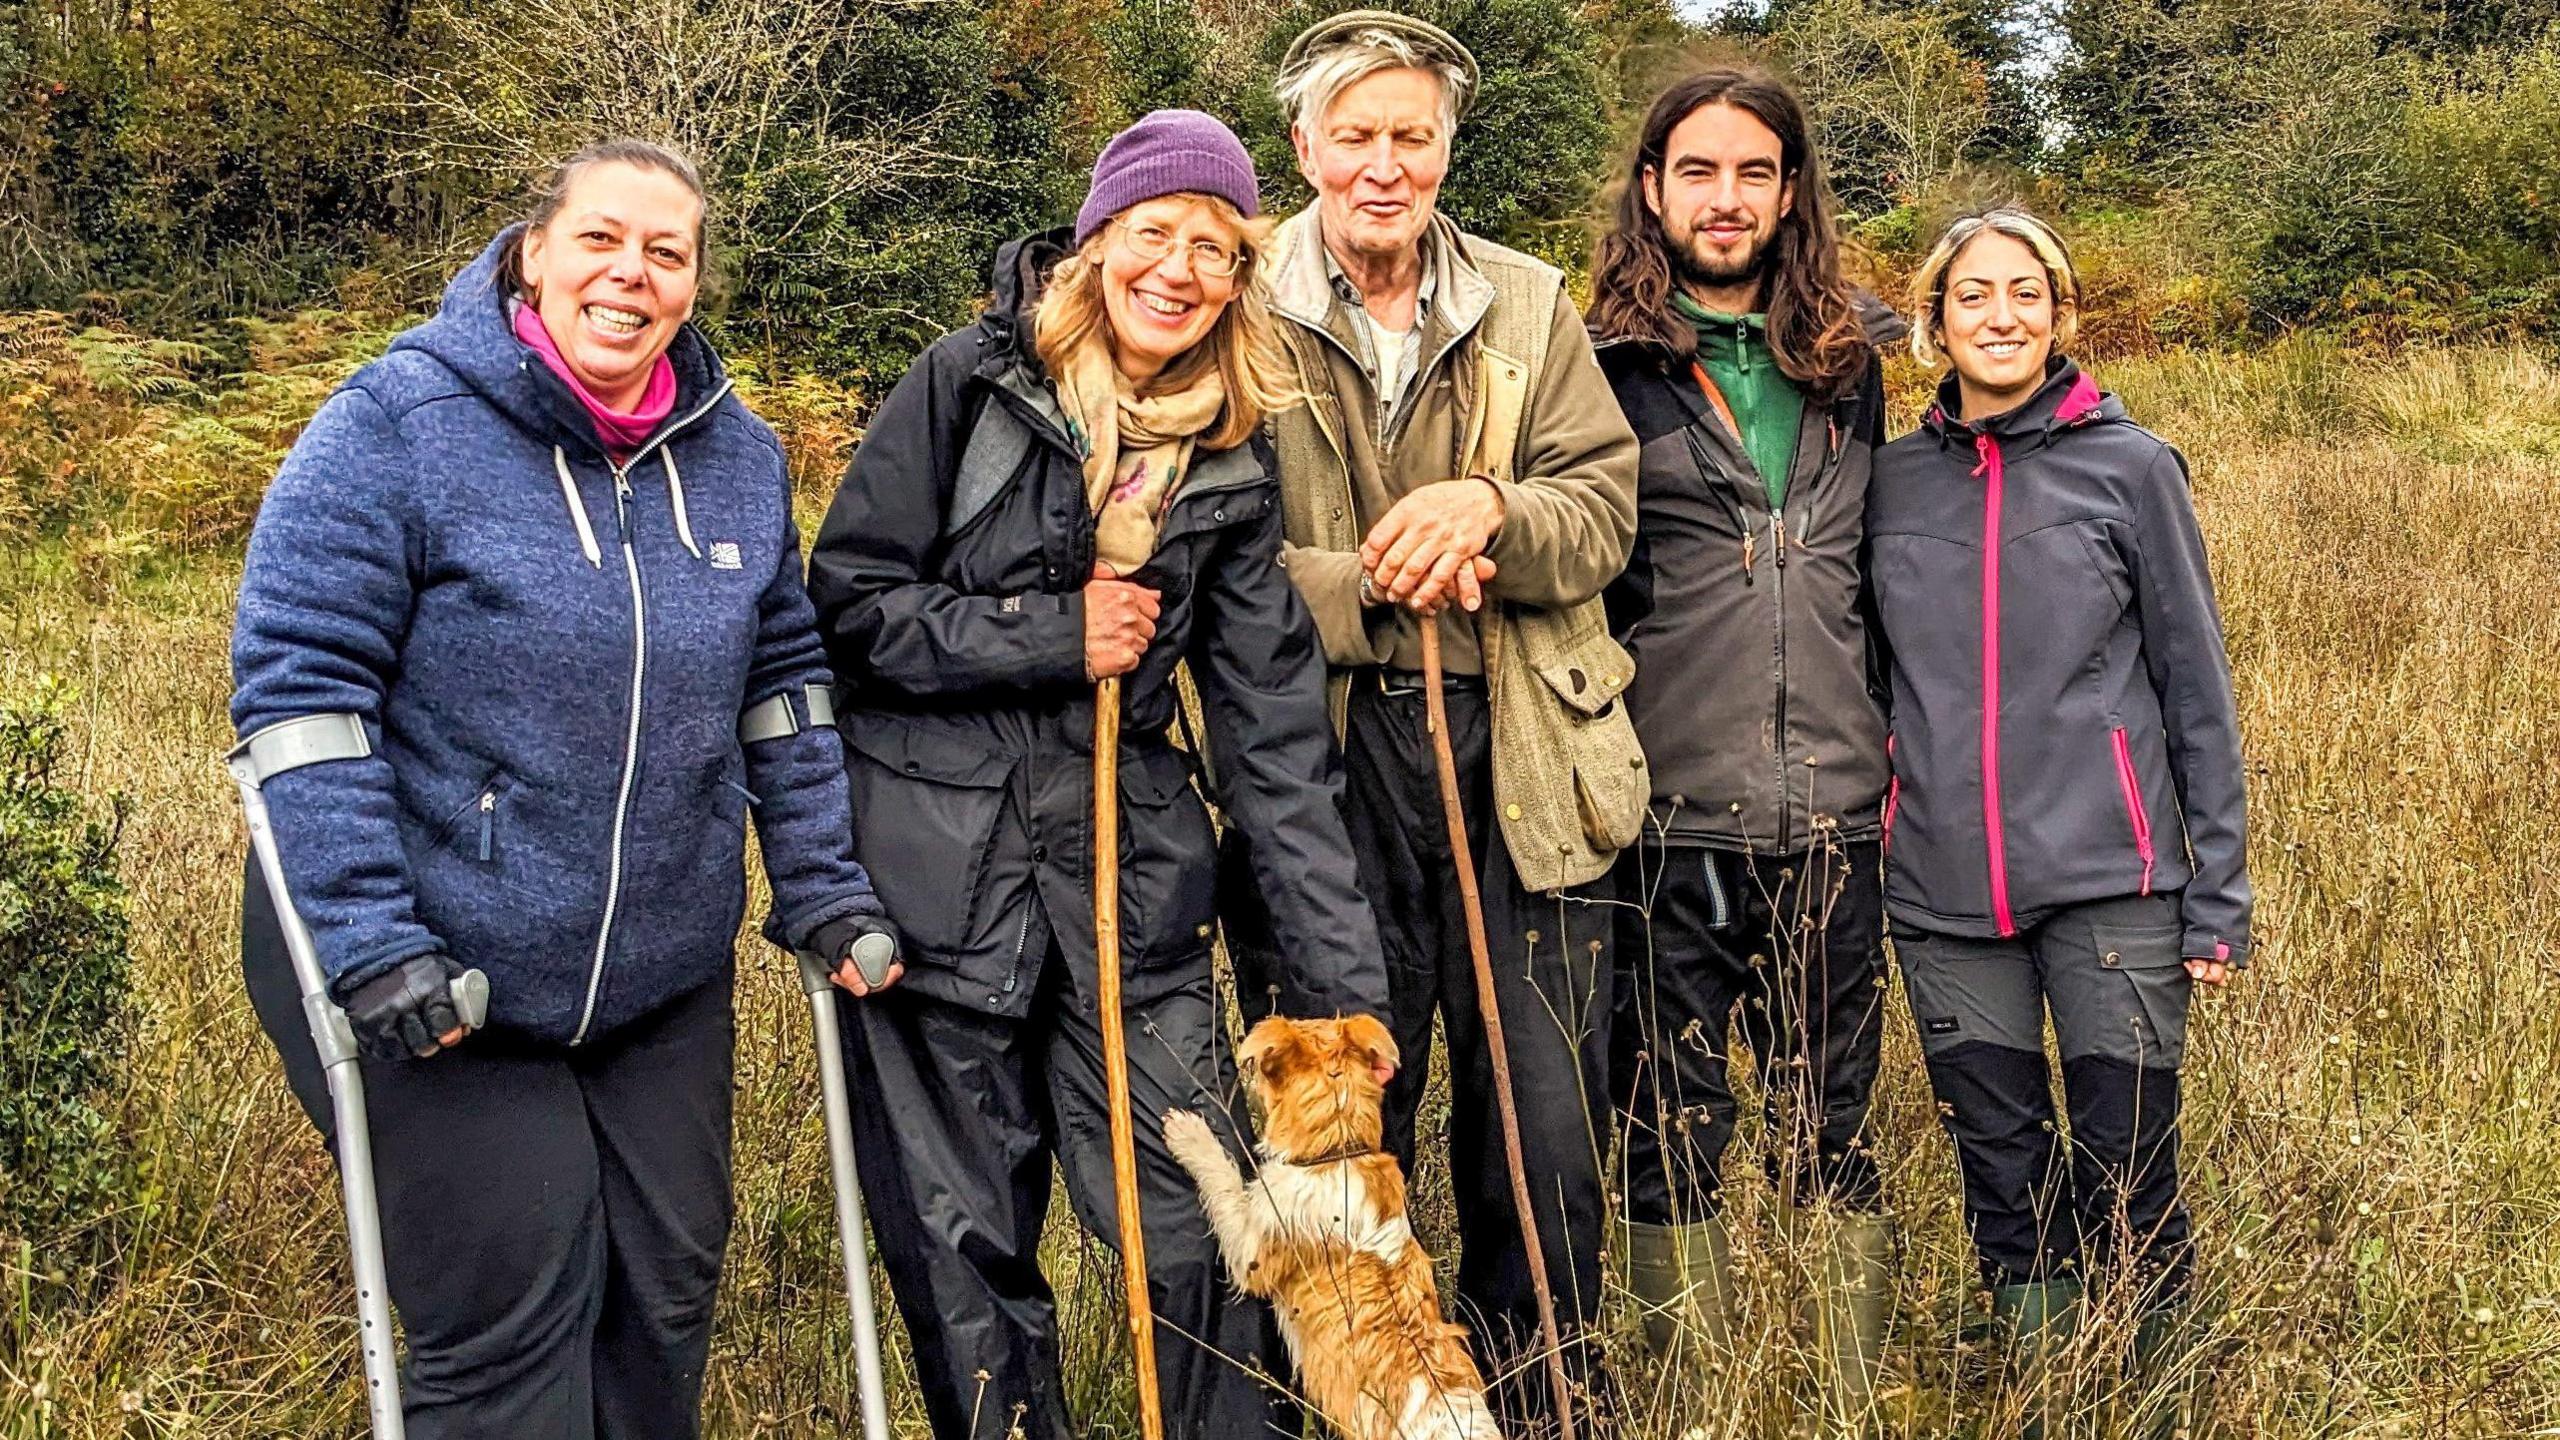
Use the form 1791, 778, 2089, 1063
1238, 1016, 1300, 1082
1341, 1012, 1399, 1072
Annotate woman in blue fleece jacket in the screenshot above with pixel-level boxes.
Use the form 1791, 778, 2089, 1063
229, 140, 895, 1438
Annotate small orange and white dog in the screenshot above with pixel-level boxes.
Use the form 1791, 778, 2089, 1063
1163, 1014, 1502, 1440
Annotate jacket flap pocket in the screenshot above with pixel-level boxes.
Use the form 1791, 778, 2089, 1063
1119, 748, 1199, 807
1522, 618, 1635, 718
2089, 921, 2186, 969
844, 727, 1015, 788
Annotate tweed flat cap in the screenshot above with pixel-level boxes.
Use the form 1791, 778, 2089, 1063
1280, 9, 1482, 117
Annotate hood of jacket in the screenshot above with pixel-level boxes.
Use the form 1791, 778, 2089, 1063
387, 225, 730, 461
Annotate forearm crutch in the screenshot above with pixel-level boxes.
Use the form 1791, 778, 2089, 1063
226, 715, 488, 1440
796, 935, 897, 1440
1092, 675, 1168, 1440
1418, 623, 1579, 1440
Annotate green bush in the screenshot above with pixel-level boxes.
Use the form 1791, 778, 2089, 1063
0, 682, 135, 1294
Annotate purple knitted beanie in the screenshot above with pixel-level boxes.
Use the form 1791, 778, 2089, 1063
1073, 109, 1262, 247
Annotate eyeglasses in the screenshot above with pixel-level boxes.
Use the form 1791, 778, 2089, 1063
1111, 219, 1247, 279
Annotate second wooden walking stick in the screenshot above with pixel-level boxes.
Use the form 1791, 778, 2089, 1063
1092, 674, 1168, 1440
1419, 620, 1578, 1440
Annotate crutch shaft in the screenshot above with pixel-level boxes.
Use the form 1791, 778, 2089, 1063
798, 955, 892, 1440
235, 779, 408, 1440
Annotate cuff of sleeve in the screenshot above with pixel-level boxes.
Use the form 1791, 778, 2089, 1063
2181, 931, 2246, 968
763, 891, 885, 954
1281, 549, 1396, 669
324, 938, 449, 1004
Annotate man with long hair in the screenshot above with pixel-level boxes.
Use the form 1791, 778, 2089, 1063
1589, 66, 1907, 1425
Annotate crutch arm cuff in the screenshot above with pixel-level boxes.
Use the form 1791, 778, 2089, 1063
227, 712, 371, 787
739, 683, 840, 745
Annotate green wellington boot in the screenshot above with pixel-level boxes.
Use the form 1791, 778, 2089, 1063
1990, 1277, 2084, 1440
2128, 1305, 2197, 1440
1810, 1212, 1895, 1434
1622, 1216, 1735, 1356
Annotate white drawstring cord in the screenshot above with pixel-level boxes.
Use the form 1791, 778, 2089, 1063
553, 446, 602, 568
664, 448, 701, 559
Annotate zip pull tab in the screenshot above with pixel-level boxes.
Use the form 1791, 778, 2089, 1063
1771, 511, 1788, 569
1741, 528, 1757, 575
478, 790, 496, 861
613, 469, 633, 541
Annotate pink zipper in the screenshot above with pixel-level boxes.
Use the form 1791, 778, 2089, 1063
1883, 735, 1900, 854
1974, 433, 2015, 936
2110, 726, 2157, 895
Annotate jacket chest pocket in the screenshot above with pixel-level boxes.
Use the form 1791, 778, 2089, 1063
845, 728, 1023, 959
428, 775, 512, 865
1113, 749, 1218, 970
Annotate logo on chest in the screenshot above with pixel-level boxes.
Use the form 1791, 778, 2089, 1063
707, 541, 743, 571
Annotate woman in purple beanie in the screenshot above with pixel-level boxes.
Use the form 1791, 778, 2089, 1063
807, 110, 1388, 1438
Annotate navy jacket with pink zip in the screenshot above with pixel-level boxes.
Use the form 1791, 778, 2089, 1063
1867, 357, 2250, 963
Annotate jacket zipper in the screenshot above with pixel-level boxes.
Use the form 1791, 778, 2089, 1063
1974, 433, 2016, 936
477, 790, 496, 862
1882, 735, 1899, 855
998, 904, 1032, 997
1770, 506, 1791, 853
564, 381, 732, 1046
2110, 727, 2157, 895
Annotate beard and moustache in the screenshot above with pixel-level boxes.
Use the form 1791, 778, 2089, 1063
1668, 214, 1777, 292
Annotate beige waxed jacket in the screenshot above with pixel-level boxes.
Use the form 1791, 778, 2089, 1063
1265, 209, 1649, 892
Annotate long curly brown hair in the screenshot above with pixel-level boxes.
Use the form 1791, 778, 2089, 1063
1588, 67, 1869, 402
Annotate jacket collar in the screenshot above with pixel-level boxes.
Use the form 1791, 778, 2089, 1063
389, 224, 726, 459
1922, 354, 2120, 444
1271, 207, 1496, 365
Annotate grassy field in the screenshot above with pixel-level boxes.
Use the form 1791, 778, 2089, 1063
4, 337, 2559, 1437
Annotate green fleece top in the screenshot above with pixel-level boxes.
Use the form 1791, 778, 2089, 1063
1674, 291, 1804, 508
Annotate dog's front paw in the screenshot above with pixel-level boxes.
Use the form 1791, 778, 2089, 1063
1161, 1108, 1226, 1179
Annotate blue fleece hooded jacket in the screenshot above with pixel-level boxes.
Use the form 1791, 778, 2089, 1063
231, 228, 880, 1046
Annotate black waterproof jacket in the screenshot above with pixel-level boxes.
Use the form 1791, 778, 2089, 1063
807, 233, 1388, 1021
1597, 300, 1907, 854
1867, 358, 2251, 962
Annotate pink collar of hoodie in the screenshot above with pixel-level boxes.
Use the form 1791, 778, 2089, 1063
512, 302, 678, 463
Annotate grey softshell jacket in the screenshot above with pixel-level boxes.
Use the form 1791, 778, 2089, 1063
1596, 300, 1908, 855
1866, 358, 2251, 962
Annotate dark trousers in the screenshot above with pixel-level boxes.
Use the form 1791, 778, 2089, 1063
1896, 891, 2195, 1301
1339, 676, 1615, 1428
1611, 839, 1889, 1226
242, 860, 735, 1440
839, 940, 1289, 1440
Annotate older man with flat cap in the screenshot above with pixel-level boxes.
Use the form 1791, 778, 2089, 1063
1223, 11, 1645, 1424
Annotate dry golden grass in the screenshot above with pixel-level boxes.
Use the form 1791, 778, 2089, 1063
3, 338, 2557, 1437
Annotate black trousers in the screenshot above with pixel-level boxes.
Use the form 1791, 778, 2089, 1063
839, 939, 1289, 1440
1611, 839, 1889, 1226
1338, 676, 1615, 1428
1896, 891, 2195, 1301
242, 859, 735, 1440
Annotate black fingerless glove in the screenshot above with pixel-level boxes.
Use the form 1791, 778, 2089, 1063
809, 912, 903, 985
336, 953, 467, 1061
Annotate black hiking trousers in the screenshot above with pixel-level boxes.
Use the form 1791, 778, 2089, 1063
242, 859, 735, 1440
837, 937, 1292, 1440
1896, 890, 2197, 1301
1611, 838, 1890, 1227
1337, 673, 1616, 1432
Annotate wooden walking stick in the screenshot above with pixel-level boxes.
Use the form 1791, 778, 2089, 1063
1419, 621, 1579, 1440
1092, 674, 1168, 1440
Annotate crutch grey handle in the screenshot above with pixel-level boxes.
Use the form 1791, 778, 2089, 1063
798, 932, 898, 993
448, 969, 490, 1031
